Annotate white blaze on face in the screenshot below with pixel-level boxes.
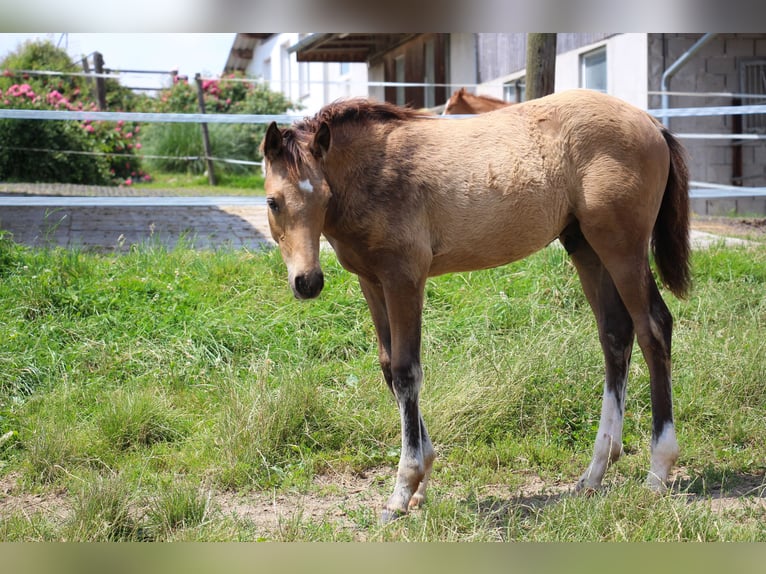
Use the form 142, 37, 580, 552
298, 179, 314, 194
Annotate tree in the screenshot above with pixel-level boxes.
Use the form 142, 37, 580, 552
525, 34, 557, 100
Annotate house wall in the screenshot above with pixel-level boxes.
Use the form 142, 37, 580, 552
377, 33, 450, 109
473, 33, 648, 110
449, 33, 478, 90
649, 33, 766, 188
247, 33, 368, 115
475, 33, 613, 83
367, 33, 475, 108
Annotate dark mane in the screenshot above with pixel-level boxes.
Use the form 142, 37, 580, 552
279, 98, 424, 179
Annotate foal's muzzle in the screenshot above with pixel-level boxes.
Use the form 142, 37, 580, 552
292, 269, 324, 300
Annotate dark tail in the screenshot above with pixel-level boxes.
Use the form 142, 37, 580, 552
652, 127, 691, 299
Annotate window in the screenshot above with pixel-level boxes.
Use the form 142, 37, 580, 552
395, 55, 405, 105
740, 60, 766, 133
581, 47, 607, 93
280, 43, 292, 98
503, 78, 526, 103
298, 62, 310, 99
339, 62, 350, 76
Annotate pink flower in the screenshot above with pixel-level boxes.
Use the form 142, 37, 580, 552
135, 142, 142, 150
84, 124, 94, 133
47, 90, 63, 104
124, 178, 133, 186
125, 132, 133, 138
117, 120, 125, 127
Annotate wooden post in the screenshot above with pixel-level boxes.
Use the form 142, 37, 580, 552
195, 73, 217, 186
93, 51, 107, 110
525, 34, 557, 100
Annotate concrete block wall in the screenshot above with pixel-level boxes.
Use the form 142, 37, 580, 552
648, 34, 766, 193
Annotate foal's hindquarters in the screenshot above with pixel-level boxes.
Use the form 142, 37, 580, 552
552, 96, 687, 495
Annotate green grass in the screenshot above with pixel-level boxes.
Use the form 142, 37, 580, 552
0, 231, 764, 541
133, 171, 265, 196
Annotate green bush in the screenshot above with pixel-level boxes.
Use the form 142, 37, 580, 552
0, 118, 111, 184
143, 74, 297, 175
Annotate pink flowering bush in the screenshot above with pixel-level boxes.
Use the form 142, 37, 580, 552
0, 40, 149, 185
0, 79, 148, 185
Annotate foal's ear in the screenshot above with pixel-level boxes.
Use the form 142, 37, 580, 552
263, 121, 283, 160
311, 121, 331, 159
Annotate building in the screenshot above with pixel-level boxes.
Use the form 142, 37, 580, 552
223, 33, 369, 114
226, 33, 766, 213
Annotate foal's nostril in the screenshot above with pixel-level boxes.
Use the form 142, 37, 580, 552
293, 270, 324, 299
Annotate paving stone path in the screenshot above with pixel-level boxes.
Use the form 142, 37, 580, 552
0, 182, 273, 252
0, 182, 754, 252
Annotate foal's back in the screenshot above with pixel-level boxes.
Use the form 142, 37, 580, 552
378, 90, 669, 276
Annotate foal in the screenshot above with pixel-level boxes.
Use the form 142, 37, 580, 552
261, 89, 690, 522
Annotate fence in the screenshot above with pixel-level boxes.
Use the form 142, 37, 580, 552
2, 67, 766, 204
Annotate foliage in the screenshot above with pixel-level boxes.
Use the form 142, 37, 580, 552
0, 40, 148, 185
0, 39, 150, 113
0, 41, 296, 184
142, 73, 297, 175
0, 117, 111, 185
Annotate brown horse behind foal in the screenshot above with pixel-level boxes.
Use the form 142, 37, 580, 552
261, 89, 691, 523
443, 87, 513, 114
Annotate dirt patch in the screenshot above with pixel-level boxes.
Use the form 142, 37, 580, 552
0, 472, 72, 523
213, 467, 392, 540
691, 215, 766, 240
2, 466, 765, 540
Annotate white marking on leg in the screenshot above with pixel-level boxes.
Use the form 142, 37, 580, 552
409, 418, 435, 510
382, 364, 425, 522
647, 422, 679, 492
298, 179, 314, 194
578, 382, 625, 491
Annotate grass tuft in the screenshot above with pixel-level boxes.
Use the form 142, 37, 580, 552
0, 239, 764, 540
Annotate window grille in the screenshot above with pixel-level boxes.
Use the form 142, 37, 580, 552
740, 60, 766, 133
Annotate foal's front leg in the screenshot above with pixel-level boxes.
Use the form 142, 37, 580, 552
375, 278, 435, 523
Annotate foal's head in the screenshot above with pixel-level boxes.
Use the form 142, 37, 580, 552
261, 121, 332, 300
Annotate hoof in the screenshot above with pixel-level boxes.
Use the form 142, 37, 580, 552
646, 473, 669, 494
575, 476, 600, 496
575, 484, 598, 497
380, 506, 407, 525
408, 493, 425, 510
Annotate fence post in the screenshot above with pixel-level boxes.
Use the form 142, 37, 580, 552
195, 73, 217, 186
93, 52, 107, 110
525, 33, 557, 100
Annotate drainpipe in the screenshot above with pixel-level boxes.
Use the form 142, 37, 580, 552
660, 33, 717, 127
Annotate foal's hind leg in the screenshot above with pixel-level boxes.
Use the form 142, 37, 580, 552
579, 226, 680, 492
561, 226, 635, 491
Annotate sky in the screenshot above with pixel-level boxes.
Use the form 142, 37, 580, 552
0, 33, 236, 90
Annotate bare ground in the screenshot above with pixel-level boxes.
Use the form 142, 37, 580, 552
2, 464, 765, 540
691, 215, 766, 240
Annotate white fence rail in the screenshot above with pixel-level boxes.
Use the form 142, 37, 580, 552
2, 88, 766, 199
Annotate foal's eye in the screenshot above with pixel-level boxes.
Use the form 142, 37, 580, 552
266, 197, 279, 213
